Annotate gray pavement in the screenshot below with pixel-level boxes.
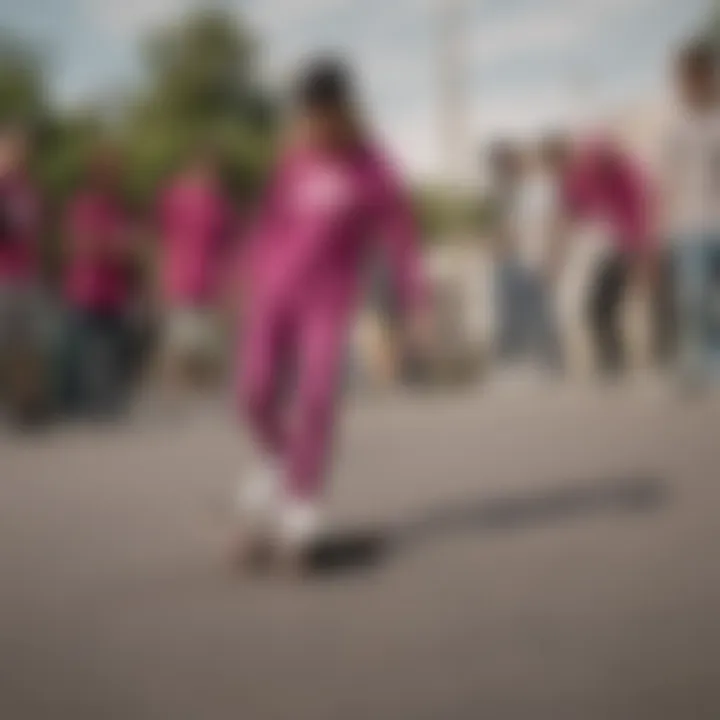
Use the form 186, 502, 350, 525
1, 379, 719, 720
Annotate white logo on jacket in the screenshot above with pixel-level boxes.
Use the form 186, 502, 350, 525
293, 167, 354, 216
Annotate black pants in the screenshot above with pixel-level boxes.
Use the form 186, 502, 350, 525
587, 252, 675, 376
61, 308, 130, 417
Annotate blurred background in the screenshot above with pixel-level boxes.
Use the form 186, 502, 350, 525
0, 0, 717, 415
1, 1, 719, 719
0, 0, 715, 417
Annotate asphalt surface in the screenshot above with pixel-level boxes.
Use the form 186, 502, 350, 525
1, 378, 719, 720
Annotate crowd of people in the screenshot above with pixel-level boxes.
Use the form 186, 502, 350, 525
0, 129, 237, 426
1, 38, 719, 573
487, 39, 719, 387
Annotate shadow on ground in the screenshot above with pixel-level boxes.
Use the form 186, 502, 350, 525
309, 475, 669, 578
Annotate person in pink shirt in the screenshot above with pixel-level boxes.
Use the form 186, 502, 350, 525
62, 144, 136, 417
549, 137, 657, 376
0, 127, 40, 284
157, 148, 233, 390
0, 124, 49, 424
233, 58, 428, 573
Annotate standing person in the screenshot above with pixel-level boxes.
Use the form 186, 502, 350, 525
486, 140, 523, 363
549, 138, 656, 378
234, 58, 428, 573
0, 124, 47, 425
506, 138, 565, 372
661, 40, 720, 388
62, 144, 136, 418
157, 148, 234, 398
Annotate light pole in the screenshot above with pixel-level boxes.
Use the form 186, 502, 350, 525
436, 0, 468, 193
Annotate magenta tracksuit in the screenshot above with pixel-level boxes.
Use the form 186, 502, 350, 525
238, 144, 425, 500
0, 174, 40, 284
562, 142, 653, 253
158, 177, 233, 308
64, 189, 133, 313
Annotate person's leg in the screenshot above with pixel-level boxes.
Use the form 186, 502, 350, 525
238, 310, 288, 457
78, 311, 108, 416
513, 268, 532, 361
268, 303, 348, 573
278, 298, 350, 557
0, 284, 13, 417
587, 254, 628, 376
181, 310, 222, 390
496, 261, 523, 363
232, 308, 292, 564
59, 307, 85, 416
158, 309, 204, 410
93, 312, 129, 417
675, 240, 707, 385
705, 238, 720, 377
527, 272, 563, 372
286, 302, 349, 501
115, 312, 135, 407
653, 248, 677, 368
157, 310, 184, 409
6, 285, 52, 426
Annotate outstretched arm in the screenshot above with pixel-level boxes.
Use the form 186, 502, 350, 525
373, 155, 428, 321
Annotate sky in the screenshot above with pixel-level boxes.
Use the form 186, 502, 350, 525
0, 0, 710, 178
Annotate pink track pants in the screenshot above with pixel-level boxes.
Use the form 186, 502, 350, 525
238, 293, 352, 500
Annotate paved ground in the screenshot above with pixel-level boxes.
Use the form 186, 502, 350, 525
1, 378, 719, 720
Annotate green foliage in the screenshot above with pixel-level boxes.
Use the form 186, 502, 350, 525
140, 8, 257, 120
0, 9, 496, 252
0, 9, 277, 278
122, 7, 276, 206
38, 114, 104, 201
0, 34, 47, 126
0, 8, 276, 211
413, 186, 494, 242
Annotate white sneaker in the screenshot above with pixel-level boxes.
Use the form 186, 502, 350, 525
236, 459, 281, 530
278, 499, 323, 551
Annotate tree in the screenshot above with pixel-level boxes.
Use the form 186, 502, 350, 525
122, 7, 276, 204
0, 34, 47, 125
0, 10, 276, 277
413, 185, 491, 242
697, 0, 720, 61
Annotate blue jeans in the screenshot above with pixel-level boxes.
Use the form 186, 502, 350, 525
496, 261, 562, 370
674, 235, 720, 382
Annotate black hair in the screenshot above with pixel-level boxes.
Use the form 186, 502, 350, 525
677, 39, 716, 80
295, 57, 354, 111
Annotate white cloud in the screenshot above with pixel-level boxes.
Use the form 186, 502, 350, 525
244, 0, 352, 34
473, 15, 579, 65
380, 111, 438, 180
471, 0, 661, 67
66, 0, 702, 183
81, 0, 195, 37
